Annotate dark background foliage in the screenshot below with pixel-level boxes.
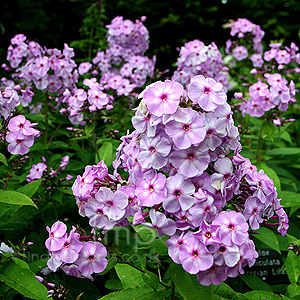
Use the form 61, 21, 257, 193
1, 0, 300, 71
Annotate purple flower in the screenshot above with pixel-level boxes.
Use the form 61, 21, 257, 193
165, 108, 206, 149
212, 211, 249, 246
6, 131, 34, 155
188, 75, 227, 111
147, 209, 176, 238
179, 235, 213, 274
163, 173, 195, 213
76, 241, 108, 275
232, 46, 248, 61
137, 134, 171, 169
54, 227, 83, 263
45, 221, 67, 252
135, 171, 167, 207
170, 147, 210, 178
243, 196, 264, 230
143, 80, 183, 117
197, 264, 228, 286
95, 187, 128, 221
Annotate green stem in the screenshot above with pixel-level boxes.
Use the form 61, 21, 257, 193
170, 279, 175, 300
44, 93, 49, 145
48, 123, 61, 145
88, 24, 95, 60
93, 130, 101, 162
256, 121, 263, 163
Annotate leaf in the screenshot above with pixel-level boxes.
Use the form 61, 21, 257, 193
17, 179, 42, 198
169, 263, 213, 300
244, 291, 282, 300
0, 152, 8, 166
97, 142, 113, 166
241, 274, 272, 292
257, 163, 281, 194
213, 282, 249, 300
267, 148, 300, 156
142, 271, 159, 291
252, 227, 281, 254
0, 191, 37, 209
284, 251, 300, 284
133, 225, 157, 244
287, 283, 300, 298
85, 123, 95, 137
114, 264, 146, 289
279, 191, 300, 207
98, 286, 159, 300
262, 121, 276, 140
0, 261, 51, 300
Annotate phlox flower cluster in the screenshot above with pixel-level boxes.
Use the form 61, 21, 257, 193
172, 40, 229, 91
0, 86, 25, 119
225, 18, 265, 57
106, 16, 149, 56
5, 115, 40, 155
27, 155, 72, 182
66, 76, 289, 285
61, 17, 155, 125
3, 34, 78, 95
237, 73, 297, 117
45, 221, 107, 280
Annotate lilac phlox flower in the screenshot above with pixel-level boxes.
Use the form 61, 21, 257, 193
84, 198, 116, 230
119, 185, 138, 218
165, 232, 187, 264
94, 187, 128, 221
6, 131, 34, 155
54, 227, 83, 263
243, 196, 264, 230
143, 80, 183, 117
75, 241, 108, 275
135, 171, 167, 207
61, 264, 94, 281
197, 264, 228, 286
188, 75, 227, 111
60, 156, 69, 170
212, 211, 249, 246
249, 79, 270, 99
174, 209, 194, 230
145, 209, 176, 238
232, 46, 248, 61
87, 88, 109, 110
170, 146, 210, 178
245, 98, 265, 117
178, 235, 213, 274
92, 160, 108, 179
211, 157, 233, 192
8, 115, 40, 137
27, 162, 47, 181
210, 242, 240, 268
250, 54, 264, 68
0, 242, 14, 255
276, 205, 289, 236
266, 73, 285, 91
194, 221, 220, 246
78, 62, 92, 75
71, 166, 95, 199
163, 173, 195, 213
137, 134, 171, 169
45, 221, 67, 252
165, 108, 206, 149
226, 239, 258, 277
190, 193, 217, 226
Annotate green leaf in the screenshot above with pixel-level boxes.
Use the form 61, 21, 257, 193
17, 179, 42, 198
280, 131, 292, 144
213, 282, 249, 300
0, 152, 8, 166
97, 142, 113, 166
279, 191, 300, 207
244, 291, 282, 300
262, 121, 276, 140
98, 287, 159, 300
241, 274, 272, 292
284, 251, 300, 284
257, 163, 281, 194
169, 263, 213, 300
142, 271, 159, 291
0, 191, 37, 209
114, 264, 146, 289
287, 283, 300, 298
267, 148, 300, 156
252, 227, 281, 254
133, 225, 157, 244
0, 261, 51, 300
85, 123, 95, 137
